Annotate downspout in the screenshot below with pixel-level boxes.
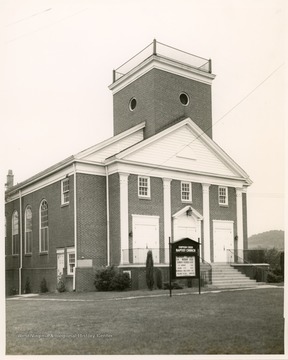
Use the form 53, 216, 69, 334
105, 166, 110, 266
73, 163, 77, 290
19, 190, 23, 295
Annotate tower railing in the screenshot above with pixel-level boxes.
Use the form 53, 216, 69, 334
113, 40, 212, 82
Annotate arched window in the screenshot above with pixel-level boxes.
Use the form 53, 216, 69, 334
25, 206, 33, 254
39, 200, 49, 252
12, 211, 19, 255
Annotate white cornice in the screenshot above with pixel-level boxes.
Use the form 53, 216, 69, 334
105, 117, 252, 185
106, 161, 250, 188
109, 55, 216, 94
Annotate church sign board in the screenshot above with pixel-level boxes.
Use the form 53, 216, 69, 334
170, 238, 201, 295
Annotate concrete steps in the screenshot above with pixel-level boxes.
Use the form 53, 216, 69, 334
211, 263, 261, 288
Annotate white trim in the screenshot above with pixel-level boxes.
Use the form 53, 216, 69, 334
67, 247, 75, 276
172, 205, 203, 220
105, 117, 252, 183
73, 164, 77, 290
138, 175, 150, 198
181, 181, 192, 202
212, 220, 234, 224
119, 173, 130, 264
61, 178, 70, 205
56, 248, 65, 254
218, 186, 228, 206
106, 161, 249, 189
236, 188, 244, 252
163, 178, 172, 263
202, 183, 211, 263
109, 55, 215, 94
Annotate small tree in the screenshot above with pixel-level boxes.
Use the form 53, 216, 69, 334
146, 250, 154, 290
40, 278, 48, 293
24, 277, 31, 294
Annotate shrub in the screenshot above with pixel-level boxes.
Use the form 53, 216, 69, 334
9, 288, 17, 296
57, 275, 66, 293
24, 277, 31, 294
266, 267, 284, 283
155, 268, 163, 289
146, 250, 154, 290
94, 266, 131, 291
40, 278, 48, 293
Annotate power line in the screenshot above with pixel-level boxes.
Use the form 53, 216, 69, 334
153, 62, 285, 169
6, 8, 88, 44
5, 8, 52, 27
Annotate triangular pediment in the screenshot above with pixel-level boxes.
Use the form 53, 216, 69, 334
108, 118, 251, 183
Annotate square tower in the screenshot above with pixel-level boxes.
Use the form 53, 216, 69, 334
109, 40, 216, 139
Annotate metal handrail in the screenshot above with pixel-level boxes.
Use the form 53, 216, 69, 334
227, 249, 269, 282
113, 40, 211, 82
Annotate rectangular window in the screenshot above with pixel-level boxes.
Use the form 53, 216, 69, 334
181, 182, 192, 202
218, 186, 228, 205
138, 176, 150, 198
67, 248, 75, 275
61, 178, 70, 205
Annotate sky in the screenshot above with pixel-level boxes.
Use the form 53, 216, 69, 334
0, 0, 286, 237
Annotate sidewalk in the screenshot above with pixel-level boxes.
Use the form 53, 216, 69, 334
7, 283, 282, 302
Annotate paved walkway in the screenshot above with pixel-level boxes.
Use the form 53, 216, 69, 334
7, 284, 283, 302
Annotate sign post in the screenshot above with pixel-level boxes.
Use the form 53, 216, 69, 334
170, 238, 201, 296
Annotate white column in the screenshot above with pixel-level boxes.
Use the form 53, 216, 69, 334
163, 178, 172, 263
119, 173, 129, 264
202, 183, 211, 263
236, 188, 244, 254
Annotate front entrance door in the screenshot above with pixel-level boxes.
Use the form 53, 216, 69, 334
213, 221, 234, 262
132, 215, 159, 264
57, 250, 65, 280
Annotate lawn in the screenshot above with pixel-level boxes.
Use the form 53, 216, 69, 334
6, 287, 284, 355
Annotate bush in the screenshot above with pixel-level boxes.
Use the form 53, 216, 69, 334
155, 268, 163, 289
24, 277, 31, 294
40, 278, 48, 293
146, 250, 154, 290
57, 275, 66, 293
94, 266, 131, 291
266, 267, 284, 283
9, 288, 17, 296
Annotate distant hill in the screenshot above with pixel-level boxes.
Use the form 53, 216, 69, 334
248, 230, 284, 250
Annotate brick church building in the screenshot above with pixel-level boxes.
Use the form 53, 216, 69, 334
5, 40, 252, 294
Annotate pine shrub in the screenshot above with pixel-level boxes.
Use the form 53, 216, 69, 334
24, 277, 31, 294
57, 275, 66, 292
40, 278, 48, 293
146, 250, 154, 290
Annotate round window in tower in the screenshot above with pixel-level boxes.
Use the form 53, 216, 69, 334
179, 92, 189, 106
129, 97, 137, 111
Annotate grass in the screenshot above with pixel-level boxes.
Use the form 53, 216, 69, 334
6, 287, 284, 355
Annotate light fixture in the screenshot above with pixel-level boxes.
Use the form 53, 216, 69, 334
186, 207, 193, 216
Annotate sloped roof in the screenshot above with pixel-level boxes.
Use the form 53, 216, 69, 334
105, 117, 252, 184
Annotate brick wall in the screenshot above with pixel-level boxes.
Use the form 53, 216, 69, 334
113, 68, 212, 139
76, 173, 107, 265
5, 175, 75, 294
171, 180, 203, 216
242, 192, 248, 249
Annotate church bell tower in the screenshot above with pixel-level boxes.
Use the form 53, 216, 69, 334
109, 40, 216, 139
